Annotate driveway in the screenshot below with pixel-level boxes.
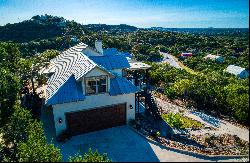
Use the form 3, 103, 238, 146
160, 52, 182, 69
53, 126, 212, 162
41, 105, 247, 162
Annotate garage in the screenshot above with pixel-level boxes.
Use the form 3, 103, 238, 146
66, 103, 126, 136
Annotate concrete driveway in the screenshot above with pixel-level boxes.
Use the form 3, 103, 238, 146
41, 108, 246, 162
53, 126, 211, 162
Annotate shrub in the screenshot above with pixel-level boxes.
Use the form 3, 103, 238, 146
164, 87, 177, 99
161, 113, 204, 129
69, 148, 112, 162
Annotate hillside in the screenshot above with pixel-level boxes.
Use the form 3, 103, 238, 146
0, 15, 138, 43
0, 15, 69, 42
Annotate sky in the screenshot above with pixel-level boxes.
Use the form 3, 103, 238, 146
0, 0, 249, 28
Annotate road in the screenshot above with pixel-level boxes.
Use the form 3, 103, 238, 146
160, 52, 182, 69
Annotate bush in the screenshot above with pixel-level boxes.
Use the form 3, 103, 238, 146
161, 113, 204, 129
164, 87, 177, 99
69, 148, 112, 162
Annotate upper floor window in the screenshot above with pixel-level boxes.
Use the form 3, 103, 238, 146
85, 76, 107, 95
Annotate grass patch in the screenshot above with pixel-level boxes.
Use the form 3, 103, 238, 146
161, 113, 204, 129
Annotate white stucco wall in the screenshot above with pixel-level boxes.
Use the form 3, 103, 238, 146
52, 93, 135, 135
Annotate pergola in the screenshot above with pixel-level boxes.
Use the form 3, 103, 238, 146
126, 59, 151, 118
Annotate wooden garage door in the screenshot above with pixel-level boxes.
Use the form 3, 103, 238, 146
66, 103, 126, 136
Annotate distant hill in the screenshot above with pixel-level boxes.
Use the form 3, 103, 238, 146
0, 15, 138, 43
83, 24, 138, 33
147, 27, 249, 36
0, 15, 69, 42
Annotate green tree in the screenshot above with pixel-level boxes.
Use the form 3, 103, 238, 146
0, 68, 20, 126
1, 105, 62, 162
17, 121, 62, 162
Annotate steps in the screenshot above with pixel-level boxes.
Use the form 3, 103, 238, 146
144, 92, 160, 119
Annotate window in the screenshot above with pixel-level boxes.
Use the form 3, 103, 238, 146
85, 76, 107, 95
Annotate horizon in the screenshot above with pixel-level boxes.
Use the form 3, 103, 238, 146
0, 0, 249, 28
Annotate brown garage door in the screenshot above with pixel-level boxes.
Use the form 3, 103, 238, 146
66, 103, 126, 136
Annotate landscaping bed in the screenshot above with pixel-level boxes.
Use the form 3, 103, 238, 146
130, 115, 249, 156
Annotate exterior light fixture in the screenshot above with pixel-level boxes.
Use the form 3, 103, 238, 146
129, 104, 133, 109
58, 118, 62, 124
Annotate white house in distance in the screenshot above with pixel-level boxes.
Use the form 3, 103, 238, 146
41, 41, 150, 137
224, 65, 249, 79
204, 54, 224, 63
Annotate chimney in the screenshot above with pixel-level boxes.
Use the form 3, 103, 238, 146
95, 40, 103, 54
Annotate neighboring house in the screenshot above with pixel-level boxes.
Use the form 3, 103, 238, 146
180, 52, 192, 59
43, 41, 139, 136
181, 52, 193, 57
224, 65, 249, 79
204, 54, 224, 63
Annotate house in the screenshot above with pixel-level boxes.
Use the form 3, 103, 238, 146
42, 41, 144, 137
204, 54, 224, 63
224, 65, 249, 79
181, 52, 193, 57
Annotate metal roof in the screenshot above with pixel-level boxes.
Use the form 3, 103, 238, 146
45, 42, 138, 105
46, 75, 85, 105
128, 61, 151, 70
45, 43, 97, 104
109, 77, 138, 96
120, 52, 132, 58
225, 65, 247, 76
204, 54, 222, 60
89, 55, 130, 70
103, 48, 118, 56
